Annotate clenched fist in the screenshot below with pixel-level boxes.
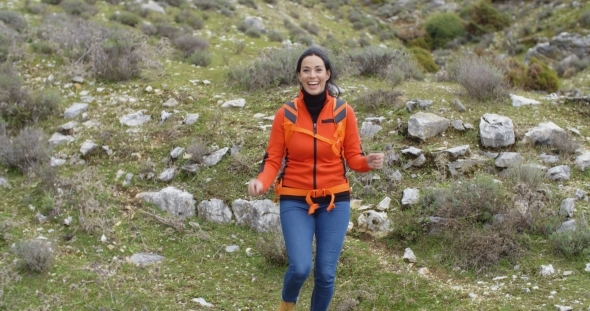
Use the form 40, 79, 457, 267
366, 153, 384, 169
248, 178, 264, 196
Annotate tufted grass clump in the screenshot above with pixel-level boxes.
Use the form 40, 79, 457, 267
578, 9, 590, 28
502, 164, 545, 190
227, 46, 306, 91
0, 127, 52, 174
454, 54, 507, 102
549, 219, 590, 258
13, 239, 53, 273
424, 12, 465, 50
267, 30, 285, 42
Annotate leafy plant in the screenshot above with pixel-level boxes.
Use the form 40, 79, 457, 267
410, 47, 439, 73
462, 0, 510, 35
424, 12, 466, 49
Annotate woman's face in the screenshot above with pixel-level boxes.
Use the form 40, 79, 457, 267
297, 55, 331, 96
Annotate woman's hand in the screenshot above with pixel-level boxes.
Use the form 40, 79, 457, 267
248, 178, 264, 196
366, 153, 384, 169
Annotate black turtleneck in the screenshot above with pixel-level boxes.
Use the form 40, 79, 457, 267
302, 89, 327, 123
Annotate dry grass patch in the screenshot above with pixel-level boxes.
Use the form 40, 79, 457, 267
13, 239, 53, 273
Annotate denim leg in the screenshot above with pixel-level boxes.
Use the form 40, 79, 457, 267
310, 201, 350, 311
280, 200, 315, 303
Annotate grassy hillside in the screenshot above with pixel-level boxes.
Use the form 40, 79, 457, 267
1, 0, 590, 309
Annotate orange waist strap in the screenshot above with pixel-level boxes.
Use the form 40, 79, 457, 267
274, 182, 350, 215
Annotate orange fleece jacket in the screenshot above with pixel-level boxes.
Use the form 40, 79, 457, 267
257, 92, 371, 192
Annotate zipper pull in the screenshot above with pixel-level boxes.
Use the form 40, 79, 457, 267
313, 123, 317, 134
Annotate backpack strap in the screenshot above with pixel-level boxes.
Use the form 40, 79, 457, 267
282, 98, 348, 156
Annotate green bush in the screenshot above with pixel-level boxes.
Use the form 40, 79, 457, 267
156, 23, 182, 39
549, 221, 590, 258
25, 1, 47, 14
524, 57, 559, 93
193, 0, 235, 12
462, 0, 510, 35
227, 46, 306, 90
41, 0, 62, 4
455, 54, 506, 101
406, 35, 433, 51
0, 127, 51, 174
109, 12, 142, 27
424, 12, 466, 50
0, 11, 27, 32
187, 50, 212, 67
13, 239, 53, 272
410, 47, 439, 73
245, 27, 261, 38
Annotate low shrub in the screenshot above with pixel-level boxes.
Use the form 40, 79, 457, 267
227, 46, 306, 90
578, 9, 590, 28
353, 88, 404, 113
109, 12, 142, 27
13, 239, 53, 272
187, 50, 212, 67
455, 54, 506, 102
424, 12, 466, 50
301, 22, 319, 36
37, 14, 102, 62
141, 23, 158, 36
358, 35, 371, 48
238, 0, 257, 9
420, 175, 525, 272
90, 29, 144, 82
186, 139, 209, 164
256, 226, 288, 266
41, 0, 62, 4
245, 27, 261, 38
174, 34, 209, 58
344, 46, 423, 85
524, 57, 559, 93
61, 0, 98, 17
502, 164, 545, 190
175, 11, 204, 29
25, 1, 47, 15
268, 30, 285, 42
163, 0, 183, 7
545, 131, 579, 159
549, 220, 590, 258
410, 47, 439, 73
193, 0, 234, 12
0, 127, 51, 174
156, 23, 181, 39
0, 11, 27, 32
0, 63, 26, 104
462, 0, 510, 35
31, 41, 55, 54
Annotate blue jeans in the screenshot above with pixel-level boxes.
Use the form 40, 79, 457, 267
280, 199, 350, 311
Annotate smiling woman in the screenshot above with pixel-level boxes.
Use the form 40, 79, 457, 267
247, 46, 384, 311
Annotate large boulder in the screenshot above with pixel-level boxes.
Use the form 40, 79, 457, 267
232, 199, 280, 233
136, 187, 196, 217
407, 112, 450, 140
479, 114, 515, 148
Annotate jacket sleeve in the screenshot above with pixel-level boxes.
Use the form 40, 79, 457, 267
256, 107, 286, 192
342, 105, 372, 172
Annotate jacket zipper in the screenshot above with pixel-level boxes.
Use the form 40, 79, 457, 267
313, 122, 317, 189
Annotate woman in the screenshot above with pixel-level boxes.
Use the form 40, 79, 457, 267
248, 46, 384, 311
